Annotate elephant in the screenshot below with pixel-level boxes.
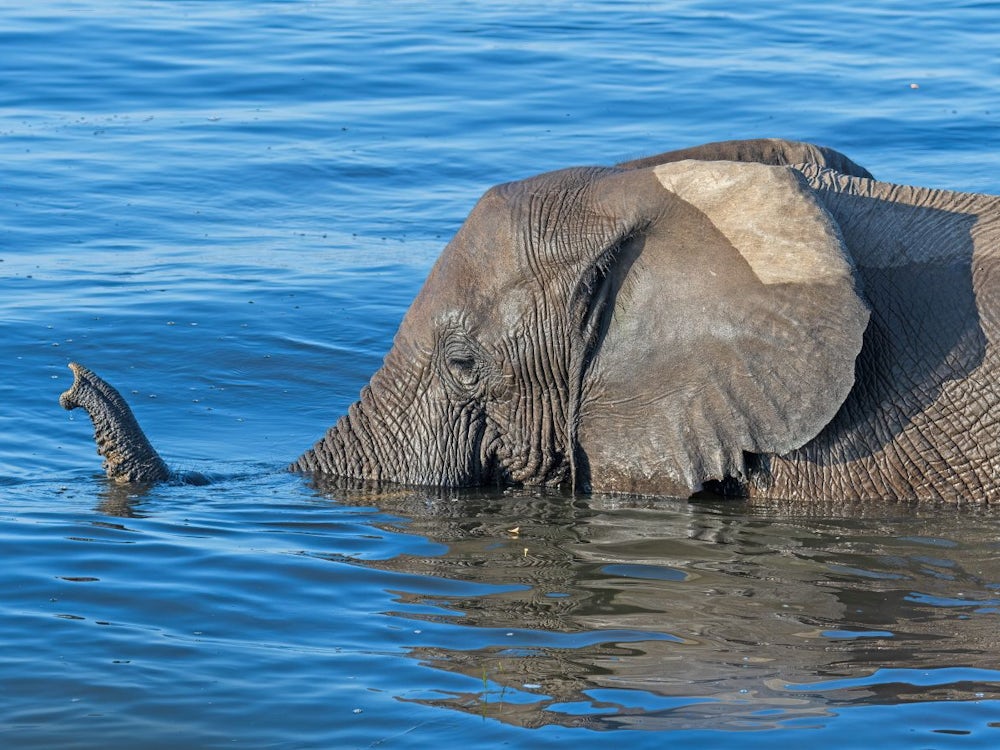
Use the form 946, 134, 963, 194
61, 138, 1000, 503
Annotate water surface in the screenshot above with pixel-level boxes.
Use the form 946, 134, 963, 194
2, 1, 1000, 747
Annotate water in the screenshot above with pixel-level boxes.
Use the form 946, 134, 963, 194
2, 1, 1000, 746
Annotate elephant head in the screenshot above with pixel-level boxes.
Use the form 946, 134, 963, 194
291, 152, 870, 497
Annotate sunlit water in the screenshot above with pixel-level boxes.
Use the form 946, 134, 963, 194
2, 2, 1000, 747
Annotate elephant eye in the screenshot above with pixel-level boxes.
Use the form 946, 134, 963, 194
441, 333, 483, 388
447, 355, 476, 372
440, 327, 488, 391
446, 353, 479, 387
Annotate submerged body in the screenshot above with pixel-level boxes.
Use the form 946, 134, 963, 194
63, 139, 1000, 502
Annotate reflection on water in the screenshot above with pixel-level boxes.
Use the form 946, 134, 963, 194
312, 481, 1000, 731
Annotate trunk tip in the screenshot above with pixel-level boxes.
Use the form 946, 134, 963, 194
60, 361, 87, 411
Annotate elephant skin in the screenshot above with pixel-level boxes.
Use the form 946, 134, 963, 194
63, 138, 1000, 503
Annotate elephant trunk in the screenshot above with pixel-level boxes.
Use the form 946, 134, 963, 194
291, 350, 491, 487
290, 388, 389, 481
60, 362, 172, 483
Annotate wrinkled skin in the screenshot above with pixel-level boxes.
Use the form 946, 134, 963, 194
63, 138, 1000, 503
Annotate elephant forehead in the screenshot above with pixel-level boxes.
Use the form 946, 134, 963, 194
652, 160, 855, 286
403, 245, 514, 335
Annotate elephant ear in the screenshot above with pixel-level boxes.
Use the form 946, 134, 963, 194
575, 159, 870, 496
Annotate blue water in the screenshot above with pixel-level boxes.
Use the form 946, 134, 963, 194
3, 1, 1000, 747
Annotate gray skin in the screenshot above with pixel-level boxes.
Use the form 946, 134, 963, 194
62, 138, 1000, 503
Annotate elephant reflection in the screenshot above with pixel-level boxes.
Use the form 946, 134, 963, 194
318, 485, 1000, 729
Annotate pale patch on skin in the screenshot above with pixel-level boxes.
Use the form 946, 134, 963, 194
652, 160, 855, 286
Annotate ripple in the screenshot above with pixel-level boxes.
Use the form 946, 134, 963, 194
4, 1, 1000, 747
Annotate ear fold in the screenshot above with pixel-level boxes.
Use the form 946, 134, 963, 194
575, 160, 870, 496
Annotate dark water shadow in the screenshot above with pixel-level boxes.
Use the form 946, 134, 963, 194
310, 481, 1000, 730
94, 477, 157, 518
